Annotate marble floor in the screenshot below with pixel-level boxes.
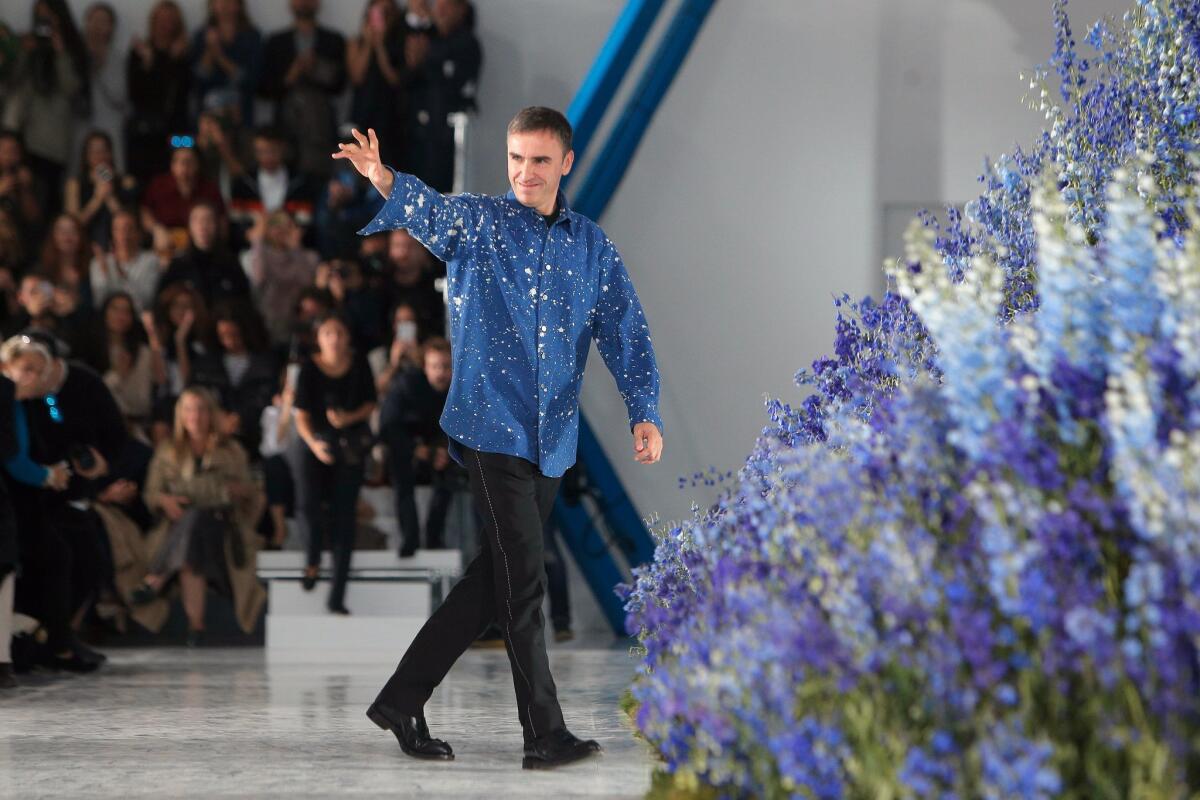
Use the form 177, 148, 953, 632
0, 645, 657, 799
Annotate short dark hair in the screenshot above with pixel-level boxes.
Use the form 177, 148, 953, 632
507, 107, 572, 153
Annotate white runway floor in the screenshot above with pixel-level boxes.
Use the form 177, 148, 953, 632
0, 644, 657, 799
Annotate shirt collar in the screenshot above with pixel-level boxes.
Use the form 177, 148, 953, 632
504, 188, 578, 233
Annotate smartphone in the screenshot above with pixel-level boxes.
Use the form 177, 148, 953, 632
395, 320, 417, 343
95, 165, 113, 183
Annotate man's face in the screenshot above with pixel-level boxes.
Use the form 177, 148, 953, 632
171, 148, 199, 184
424, 351, 451, 392
255, 138, 284, 172
507, 130, 573, 215
189, 206, 218, 250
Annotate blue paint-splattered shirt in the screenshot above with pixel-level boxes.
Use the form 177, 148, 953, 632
359, 168, 663, 478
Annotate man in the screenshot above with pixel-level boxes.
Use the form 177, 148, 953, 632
403, 0, 482, 191
156, 202, 250, 307
259, 0, 346, 179
228, 126, 318, 248
383, 229, 444, 338
334, 106, 664, 769
380, 335, 457, 556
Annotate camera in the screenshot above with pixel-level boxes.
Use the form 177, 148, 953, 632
69, 444, 95, 472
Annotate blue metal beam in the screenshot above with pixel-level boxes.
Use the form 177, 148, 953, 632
565, 0, 668, 167
573, 0, 719, 220
554, 0, 719, 635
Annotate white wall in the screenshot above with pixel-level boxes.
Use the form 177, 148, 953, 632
4, 0, 1132, 542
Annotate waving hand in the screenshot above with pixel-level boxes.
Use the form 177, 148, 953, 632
332, 128, 394, 198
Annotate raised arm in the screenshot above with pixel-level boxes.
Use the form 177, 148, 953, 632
333, 128, 481, 262
591, 238, 664, 439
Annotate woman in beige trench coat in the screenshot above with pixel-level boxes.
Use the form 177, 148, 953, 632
133, 387, 266, 643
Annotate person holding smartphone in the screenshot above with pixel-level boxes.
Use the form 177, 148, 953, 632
336, 107, 664, 769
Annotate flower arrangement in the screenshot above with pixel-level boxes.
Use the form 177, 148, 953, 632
622, 1, 1200, 797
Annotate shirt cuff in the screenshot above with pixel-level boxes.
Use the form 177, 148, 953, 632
357, 167, 410, 237
628, 403, 663, 436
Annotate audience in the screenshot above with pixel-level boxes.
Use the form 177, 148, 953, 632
380, 336, 456, 556
65, 130, 138, 249
89, 209, 161, 311
0, 0, 489, 670
134, 387, 267, 646
141, 145, 226, 258
260, 0, 346, 179
294, 313, 376, 616
228, 125, 317, 248
190, 0, 261, 130
2, 1, 90, 217
246, 209, 319, 347
157, 201, 248, 306
96, 291, 161, 426
125, 1, 192, 182
80, 2, 127, 169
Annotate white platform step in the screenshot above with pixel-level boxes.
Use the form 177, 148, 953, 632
261, 549, 461, 662
266, 615, 426, 662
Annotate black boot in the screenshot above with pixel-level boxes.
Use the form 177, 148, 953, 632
0, 663, 16, 689
522, 727, 602, 770
366, 703, 454, 760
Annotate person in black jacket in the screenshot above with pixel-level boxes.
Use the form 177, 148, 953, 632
22, 330, 127, 656
380, 336, 458, 556
259, 0, 346, 179
403, 0, 481, 191
157, 201, 250, 307
191, 301, 279, 457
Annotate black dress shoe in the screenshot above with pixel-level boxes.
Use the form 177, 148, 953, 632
71, 639, 107, 664
185, 629, 205, 648
328, 604, 351, 616
366, 703, 454, 760
522, 727, 602, 770
44, 650, 100, 673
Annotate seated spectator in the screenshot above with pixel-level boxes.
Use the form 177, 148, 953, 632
259, 367, 300, 548
384, 228, 444, 337
260, 0, 347, 179
90, 209, 162, 311
190, 0, 262, 130
157, 201, 249, 307
228, 126, 318, 248
287, 285, 333, 360
96, 291, 163, 427
192, 302, 278, 456
79, 3, 127, 171
141, 145, 226, 259
403, 0, 481, 191
347, 0, 407, 168
0, 334, 93, 673
1, 0, 90, 217
64, 130, 137, 250
195, 106, 250, 199
369, 301, 422, 392
319, 257, 386, 351
0, 130, 45, 238
38, 213, 94, 310
124, 0, 192, 183
314, 132, 385, 259
380, 336, 456, 556
132, 387, 267, 646
245, 210, 319, 347
21, 330, 126, 666
148, 283, 211, 441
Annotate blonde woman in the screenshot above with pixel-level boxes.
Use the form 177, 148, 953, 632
133, 387, 265, 645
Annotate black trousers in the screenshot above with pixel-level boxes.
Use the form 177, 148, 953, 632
300, 452, 364, 610
389, 440, 458, 552
374, 444, 565, 741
